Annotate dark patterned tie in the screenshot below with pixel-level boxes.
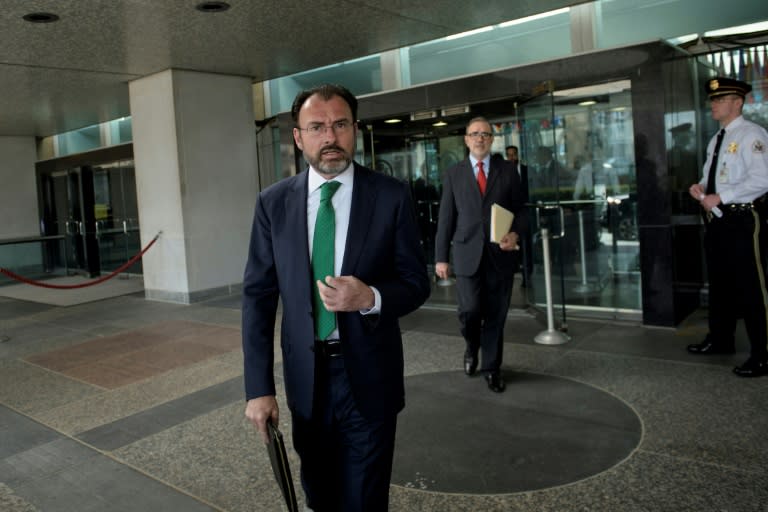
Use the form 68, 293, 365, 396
312, 180, 341, 340
706, 129, 725, 195
477, 161, 487, 195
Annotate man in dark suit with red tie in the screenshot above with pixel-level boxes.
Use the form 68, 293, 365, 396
242, 84, 430, 511
435, 117, 528, 393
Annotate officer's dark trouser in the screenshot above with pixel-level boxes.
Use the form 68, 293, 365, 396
705, 207, 768, 360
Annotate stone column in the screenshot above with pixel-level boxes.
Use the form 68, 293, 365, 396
129, 69, 258, 303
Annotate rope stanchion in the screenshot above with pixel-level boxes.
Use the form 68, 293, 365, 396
0, 232, 161, 290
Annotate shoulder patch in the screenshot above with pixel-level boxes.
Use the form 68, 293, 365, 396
753, 140, 766, 153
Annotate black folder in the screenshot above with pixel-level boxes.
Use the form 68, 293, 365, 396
266, 420, 299, 512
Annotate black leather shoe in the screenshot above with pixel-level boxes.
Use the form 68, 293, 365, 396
464, 352, 478, 376
485, 372, 506, 393
686, 340, 735, 355
733, 358, 768, 378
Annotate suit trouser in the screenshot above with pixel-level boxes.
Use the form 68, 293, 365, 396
705, 208, 768, 359
292, 355, 397, 512
455, 249, 514, 373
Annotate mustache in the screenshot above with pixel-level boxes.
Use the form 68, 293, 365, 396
321, 145, 346, 154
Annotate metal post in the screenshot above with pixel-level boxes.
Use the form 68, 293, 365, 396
534, 227, 571, 345
573, 209, 597, 294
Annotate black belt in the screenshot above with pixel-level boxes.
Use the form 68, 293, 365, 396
314, 339, 343, 358
723, 202, 754, 211
707, 203, 755, 221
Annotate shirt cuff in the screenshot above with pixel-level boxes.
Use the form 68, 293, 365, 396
360, 286, 381, 315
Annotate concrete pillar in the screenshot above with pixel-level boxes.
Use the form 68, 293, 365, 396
129, 69, 258, 303
0, 137, 38, 238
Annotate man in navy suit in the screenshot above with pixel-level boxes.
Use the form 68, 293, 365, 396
435, 117, 527, 393
242, 84, 430, 511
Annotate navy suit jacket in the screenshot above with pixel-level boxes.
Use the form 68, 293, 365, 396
242, 163, 430, 422
435, 157, 528, 278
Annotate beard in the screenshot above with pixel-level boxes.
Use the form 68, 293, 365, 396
304, 144, 353, 176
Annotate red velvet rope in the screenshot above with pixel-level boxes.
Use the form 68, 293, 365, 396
0, 232, 161, 290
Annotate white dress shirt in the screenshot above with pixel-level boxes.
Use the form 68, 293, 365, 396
307, 165, 381, 337
469, 155, 491, 181
699, 115, 768, 205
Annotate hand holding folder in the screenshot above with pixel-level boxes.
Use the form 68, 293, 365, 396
490, 203, 519, 250
266, 420, 299, 512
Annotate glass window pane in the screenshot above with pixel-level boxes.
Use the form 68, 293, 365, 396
56, 125, 101, 156
408, 12, 571, 85
268, 56, 382, 115
596, 0, 765, 49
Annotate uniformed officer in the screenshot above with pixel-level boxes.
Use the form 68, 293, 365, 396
687, 77, 768, 377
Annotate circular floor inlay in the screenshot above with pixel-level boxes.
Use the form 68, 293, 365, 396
392, 370, 641, 494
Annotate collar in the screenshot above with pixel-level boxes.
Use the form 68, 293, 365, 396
308, 163, 354, 194
721, 115, 744, 132
469, 155, 490, 170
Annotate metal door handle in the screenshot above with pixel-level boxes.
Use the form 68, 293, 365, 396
535, 203, 565, 239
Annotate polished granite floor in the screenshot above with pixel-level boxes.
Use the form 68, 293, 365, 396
1, 281, 766, 512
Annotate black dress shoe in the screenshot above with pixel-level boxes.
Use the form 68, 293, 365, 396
464, 353, 478, 376
485, 372, 506, 393
686, 340, 735, 355
733, 357, 768, 377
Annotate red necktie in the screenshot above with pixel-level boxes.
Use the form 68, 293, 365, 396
477, 161, 486, 195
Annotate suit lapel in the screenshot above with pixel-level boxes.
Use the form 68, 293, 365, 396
285, 172, 312, 297
460, 159, 483, 208
485, 159, 500, 199
341, 164, 376, 275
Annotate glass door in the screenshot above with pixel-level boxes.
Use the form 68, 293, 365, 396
92, 160, 141, 274
519, 83, 570, 322
520, 80, 641, 319
358, 117, 466, 307
41, 169, 92, 275
360, 122, 460, 267
38, 160, 141, 278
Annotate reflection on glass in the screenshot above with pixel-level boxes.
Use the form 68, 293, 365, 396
521, 80, 640, 315
359, 80, 641, 316
92, 161, 142, 274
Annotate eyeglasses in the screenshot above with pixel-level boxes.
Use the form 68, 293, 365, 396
466, 131, 493, 140
297, 120, 354, 137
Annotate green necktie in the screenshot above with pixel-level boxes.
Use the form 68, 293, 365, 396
312, 180, 341, 340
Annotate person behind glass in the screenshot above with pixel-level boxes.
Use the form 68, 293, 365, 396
506, 144, 532, 286
506, 145, 529, 202
573, 152, 620, 200
687, 77, 768, 378
242, 83, 431, 511
533, 145, 573, 198
435, 117, 528, 393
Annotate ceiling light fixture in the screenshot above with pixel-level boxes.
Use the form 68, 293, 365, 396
441, 105, 470, 116
433, 121, 448, 127
195, 1, 231, 13
705, 21, 768, 37
384, 118, 402, 124
410, 110, 437, 121
446, 26, 493, 41
499, 8, 570, 28
22, 12, 60, 23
